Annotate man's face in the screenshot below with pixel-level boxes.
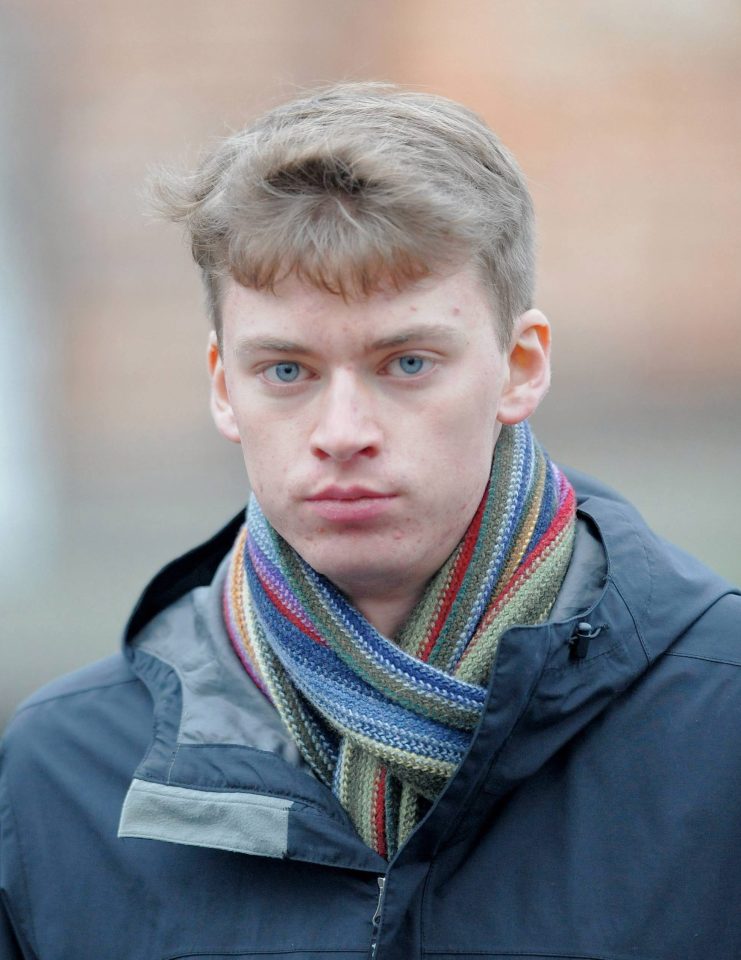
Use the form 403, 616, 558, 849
210, 265, 546, 608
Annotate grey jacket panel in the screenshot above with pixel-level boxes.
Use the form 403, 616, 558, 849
2, 479, 740, 960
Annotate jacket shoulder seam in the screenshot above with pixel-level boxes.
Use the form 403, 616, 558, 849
666, 650, 741, 668
619, 506, 654, 655
13, 676, 140, 717
606, 573, 650, 665
587, 498, 653, 662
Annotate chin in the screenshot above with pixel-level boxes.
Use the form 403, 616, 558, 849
304, 547, 409, 593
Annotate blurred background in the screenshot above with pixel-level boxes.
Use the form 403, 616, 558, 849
1, 0, 739, 729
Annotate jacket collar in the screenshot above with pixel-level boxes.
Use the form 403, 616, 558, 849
123, 509, 245, 646
118, 478, 734, 868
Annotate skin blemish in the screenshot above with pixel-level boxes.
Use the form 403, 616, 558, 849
215, 265, 528, 636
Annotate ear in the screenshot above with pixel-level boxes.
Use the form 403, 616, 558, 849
207, 331, 241, 444
496, 309, 552, 424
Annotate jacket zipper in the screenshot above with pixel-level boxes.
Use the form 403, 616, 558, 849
369, 875, 386, 958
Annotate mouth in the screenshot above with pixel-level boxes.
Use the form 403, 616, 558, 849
305, 486, 397, 522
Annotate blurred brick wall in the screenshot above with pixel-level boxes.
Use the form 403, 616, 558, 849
1, 0, 739, 724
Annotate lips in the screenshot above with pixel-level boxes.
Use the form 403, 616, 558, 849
305, 486, 397, 522
307, 485, 391, 501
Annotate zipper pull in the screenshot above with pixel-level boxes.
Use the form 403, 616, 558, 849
370, 876, 386, 958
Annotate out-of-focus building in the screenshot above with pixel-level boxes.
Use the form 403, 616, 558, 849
1, 0, 739, 727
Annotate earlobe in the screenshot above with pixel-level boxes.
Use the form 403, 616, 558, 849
496, 309, 552, 425
207, 332, 242, 444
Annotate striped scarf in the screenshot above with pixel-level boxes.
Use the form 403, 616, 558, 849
224, 421, 576, 860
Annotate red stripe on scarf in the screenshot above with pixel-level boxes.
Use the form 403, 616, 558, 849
504, 478, 574, 590
417, 482, 490, 662
471, 478, 576, 635
260, 575, 328, 646
373, 767, 388, 859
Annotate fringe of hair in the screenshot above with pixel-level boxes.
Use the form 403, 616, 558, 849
151, 82, 535, 345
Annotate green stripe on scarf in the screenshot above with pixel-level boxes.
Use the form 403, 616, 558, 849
224, 421, 576, 859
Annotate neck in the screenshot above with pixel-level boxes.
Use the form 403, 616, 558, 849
349, 589, 426, 639
329, 567, 432, 638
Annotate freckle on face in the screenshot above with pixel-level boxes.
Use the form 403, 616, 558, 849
220, 265, 507, 603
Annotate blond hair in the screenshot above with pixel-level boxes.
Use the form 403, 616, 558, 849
154, 82, 535, 345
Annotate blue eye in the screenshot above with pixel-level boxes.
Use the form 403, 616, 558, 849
264, 362, 302, 383
389, 355, 430, 376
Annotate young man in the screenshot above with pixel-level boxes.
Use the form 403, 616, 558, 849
1, 83, 739, 960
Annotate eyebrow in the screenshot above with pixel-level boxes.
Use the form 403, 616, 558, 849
369, 323, 465, 349
233, 323, 464, 358
233, 336, 307, 358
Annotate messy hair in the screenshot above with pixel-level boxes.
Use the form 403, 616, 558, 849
153, 82, 535, 347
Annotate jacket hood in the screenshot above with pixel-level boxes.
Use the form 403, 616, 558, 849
118, 471, 738, 870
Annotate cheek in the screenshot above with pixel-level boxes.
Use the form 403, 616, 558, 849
234, 416, 283, 501
418, 383, 501, 463
405, 387, 501, 519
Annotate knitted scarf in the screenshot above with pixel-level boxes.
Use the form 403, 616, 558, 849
223, 421, 576, 860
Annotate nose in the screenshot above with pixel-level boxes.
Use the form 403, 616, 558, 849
310, 370, 382, 462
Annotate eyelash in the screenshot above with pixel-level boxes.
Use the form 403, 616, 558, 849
261, 362, 309, 385
259, 354, 436, 386
384, 355, 434, 377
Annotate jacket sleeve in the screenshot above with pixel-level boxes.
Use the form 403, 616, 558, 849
0, 744, 39, 960
0, 895, 34, 960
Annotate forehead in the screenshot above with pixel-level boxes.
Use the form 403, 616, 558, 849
221, 265, 499, 354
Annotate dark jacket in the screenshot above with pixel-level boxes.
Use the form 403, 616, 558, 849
2, 475, 740, 960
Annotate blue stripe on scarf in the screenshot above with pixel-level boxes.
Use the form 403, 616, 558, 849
247, 532, 486, 717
